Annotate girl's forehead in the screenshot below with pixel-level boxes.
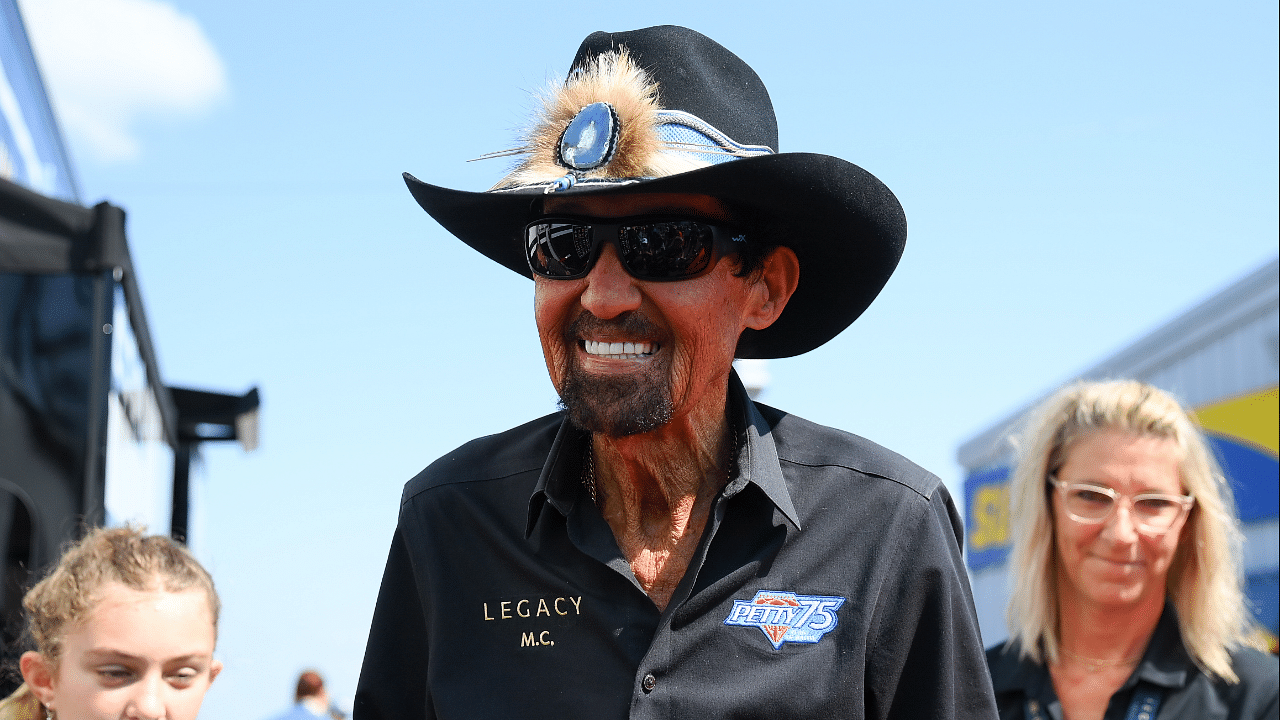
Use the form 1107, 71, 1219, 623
81, 582, 216, 629
59, 584, 216, 665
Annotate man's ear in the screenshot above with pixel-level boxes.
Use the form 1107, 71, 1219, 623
20, 650, 57, 708
744, 246, 800, 331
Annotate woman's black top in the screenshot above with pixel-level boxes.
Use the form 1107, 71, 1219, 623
986, 605, 1278, 720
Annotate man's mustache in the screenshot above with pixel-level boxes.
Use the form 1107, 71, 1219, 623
567, 311, 662, 340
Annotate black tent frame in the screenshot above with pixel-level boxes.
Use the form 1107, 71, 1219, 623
0, 176, 258, 545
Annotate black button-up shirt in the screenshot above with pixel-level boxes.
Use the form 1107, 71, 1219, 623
987, 605, 1280, 719
356, 376, 998, 719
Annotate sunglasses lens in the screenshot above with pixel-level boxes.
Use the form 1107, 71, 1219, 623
526, 222, 594, 278
525, 219, 727, 280
619, 221, 714, 280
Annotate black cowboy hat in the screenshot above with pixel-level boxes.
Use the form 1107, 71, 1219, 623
404, 25, 905, 359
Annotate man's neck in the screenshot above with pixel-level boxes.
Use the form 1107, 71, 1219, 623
589, 389, 735, 610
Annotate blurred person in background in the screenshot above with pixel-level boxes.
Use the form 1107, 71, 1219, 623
0, 525, 222, 720
265, 669, 346, 720
987, 380, 1278, 719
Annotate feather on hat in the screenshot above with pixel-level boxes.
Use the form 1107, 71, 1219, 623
493, 50, 710, 188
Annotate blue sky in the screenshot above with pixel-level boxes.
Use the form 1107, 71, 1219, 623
17, 0, 1279, 717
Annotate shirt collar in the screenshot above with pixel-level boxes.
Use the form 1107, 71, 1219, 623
989, 643, 1054, 696
1130, 601, 1192, 689
525, 368, 801, 537
524, 414, 587, 538
727, 370, 802, 529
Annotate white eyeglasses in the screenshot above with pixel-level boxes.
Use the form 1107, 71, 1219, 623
1049, 478, 1195, 534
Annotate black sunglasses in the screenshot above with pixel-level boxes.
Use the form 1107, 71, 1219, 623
524, 216, 747, 281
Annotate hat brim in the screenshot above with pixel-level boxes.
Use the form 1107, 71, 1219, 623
404, 152, 905, 359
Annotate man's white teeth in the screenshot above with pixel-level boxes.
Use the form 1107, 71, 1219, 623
584, 340, 655, 358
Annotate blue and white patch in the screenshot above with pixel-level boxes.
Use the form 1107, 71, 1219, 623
558, 102, 620, 171
723, 590, 845, 649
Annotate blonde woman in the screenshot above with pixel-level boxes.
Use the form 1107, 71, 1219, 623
0, 526, 221, 720
986, 380, 1277, 720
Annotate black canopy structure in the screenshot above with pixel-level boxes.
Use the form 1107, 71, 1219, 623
0, 0, 258, 687
0, 176, 259, 674
169, 385, 261, 541
2, 176, 145, 566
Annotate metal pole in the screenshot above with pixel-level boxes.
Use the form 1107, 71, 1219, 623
81, 271, 113, 528
171, 441, 191, 542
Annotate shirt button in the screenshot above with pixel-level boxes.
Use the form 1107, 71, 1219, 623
641, 673, 657, 692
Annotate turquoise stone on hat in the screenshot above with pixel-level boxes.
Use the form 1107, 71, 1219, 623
558, 102, 619, 170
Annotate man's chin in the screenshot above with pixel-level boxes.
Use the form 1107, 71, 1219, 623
558, 372, 672, 437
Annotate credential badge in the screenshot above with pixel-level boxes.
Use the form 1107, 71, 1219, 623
723, 590, 845, 650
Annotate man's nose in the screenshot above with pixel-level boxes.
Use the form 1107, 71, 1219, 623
579, 243, 642, 319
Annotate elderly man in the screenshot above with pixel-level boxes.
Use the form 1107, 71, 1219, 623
356, 25, 996, 720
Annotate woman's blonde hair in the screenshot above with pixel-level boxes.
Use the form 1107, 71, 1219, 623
1005, 379, 1259, 682
0, 684, 39, 720
0, 525, 220, 717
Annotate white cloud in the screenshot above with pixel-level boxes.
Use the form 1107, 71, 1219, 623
18, 0, 228, 162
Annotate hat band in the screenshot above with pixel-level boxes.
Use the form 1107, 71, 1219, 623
654, 110, 775, 164
494, 109, 774, 194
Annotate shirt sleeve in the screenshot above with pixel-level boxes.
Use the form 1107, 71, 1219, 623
865, 483, 999, 720
354, 522, 434, 720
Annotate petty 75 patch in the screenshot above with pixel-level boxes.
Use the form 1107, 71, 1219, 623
723, 590, 846, 649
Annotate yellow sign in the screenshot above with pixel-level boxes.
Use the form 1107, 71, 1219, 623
969, 483, 1010, 551
1194, 386, 1279, 456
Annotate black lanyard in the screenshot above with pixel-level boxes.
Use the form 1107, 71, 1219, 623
1024, 685, 1165, 720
